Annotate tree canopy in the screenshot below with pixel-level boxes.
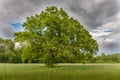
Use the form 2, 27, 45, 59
14, 6, 98, 67
0, 38, 15, 63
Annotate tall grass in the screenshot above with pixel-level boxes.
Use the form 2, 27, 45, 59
0, 64, 120, 80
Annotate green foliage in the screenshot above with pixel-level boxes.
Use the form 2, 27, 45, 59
0, 38, 14, 62
0, 37, 22, 63
10, 49, 22, 63
95, 53, 120, 63
14, 6, 98, 67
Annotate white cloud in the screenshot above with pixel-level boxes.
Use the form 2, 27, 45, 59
90, 12, 120, 54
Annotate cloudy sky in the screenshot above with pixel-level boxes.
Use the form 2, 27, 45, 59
0, 0, 120, 54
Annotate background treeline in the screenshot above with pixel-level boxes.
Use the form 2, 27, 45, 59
0, 37, 120, 63
95, 53, 120, 63
0, 38, 21, 63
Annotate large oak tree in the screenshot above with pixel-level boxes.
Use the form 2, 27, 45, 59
14, 6, 98, 67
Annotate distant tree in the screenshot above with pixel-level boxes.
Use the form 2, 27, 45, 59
0, 38, 15, 63
95, 53, 120, 63
117, 54, 120, 62
14, 6, 98, 67
0, 38, 4, 62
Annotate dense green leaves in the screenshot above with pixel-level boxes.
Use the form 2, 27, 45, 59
14, 6, 98, 67
95, 53, 120, 63
0, 38, 21, 63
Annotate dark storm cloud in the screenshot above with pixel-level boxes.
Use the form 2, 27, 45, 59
1, 0, 40, 22
69, 0, 119, 29
0, 24, 14, 39
100, 41, 120, 53
0, 0, 41, 38
1, 0, 119, 26
104, 42, 119, 49
91, 18, 120, 53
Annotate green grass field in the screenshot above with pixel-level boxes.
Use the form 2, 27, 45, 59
0, 63, 120, 80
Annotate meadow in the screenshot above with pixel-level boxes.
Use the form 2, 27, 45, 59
0, 63, 120, 80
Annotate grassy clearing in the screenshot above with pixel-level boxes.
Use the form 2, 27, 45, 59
0, 63, 120, 80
